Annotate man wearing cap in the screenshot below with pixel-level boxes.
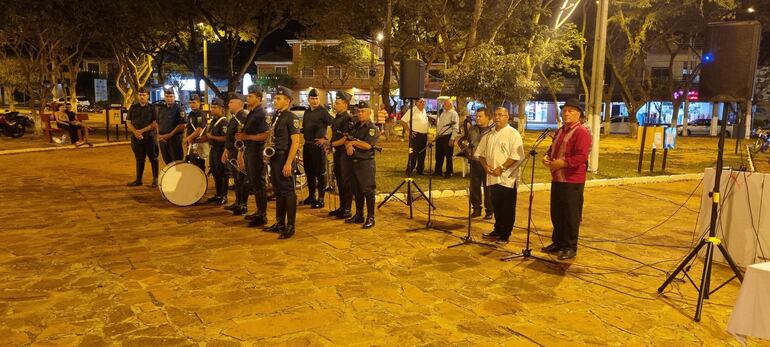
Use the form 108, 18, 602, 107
223, 93, 250, 216
301, 88, 334, 208
401, 98, 430, 175
478, 107, 524, 244
327, 91, 355, 219
157, 88, 186, 164
205, 97, 228, 205
237, 85, 270, 227
542, 98, 591, 261
434, 98, 460, 178
263, 86, 302, 239
126, 87, 159, 187
184, 94, 208, 172
345, 101, 379, 228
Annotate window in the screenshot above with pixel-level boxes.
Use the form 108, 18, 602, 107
301, 67, 314, 78
275, 66, 288, 75
87, 63, 100, 73
428, 69, 443, 83
355, 67, 373, 79
651, 67, 669, 81
327, 66, 341, 79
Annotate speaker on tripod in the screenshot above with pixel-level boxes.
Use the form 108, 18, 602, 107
399, 59, 425, 100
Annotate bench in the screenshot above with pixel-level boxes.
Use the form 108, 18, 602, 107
42, 113, 90, 143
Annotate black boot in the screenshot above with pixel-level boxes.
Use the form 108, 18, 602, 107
345, 195, 364, 223
311, 189, 325, 209
279, 195, 297, 239
362, 192, 375, 229
215, 195, 228, 205
337, 210, 352, 219
264, 195, 285, 233
328, 207, 342, 217
224, 203, 238, 211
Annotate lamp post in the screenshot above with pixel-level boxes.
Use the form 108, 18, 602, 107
370, 32, 383, 108
588, 0, 609, 172
203, 38, 209, 104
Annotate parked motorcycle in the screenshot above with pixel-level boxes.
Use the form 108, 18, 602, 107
752, 128, 770, 153
0, 111, 26, 138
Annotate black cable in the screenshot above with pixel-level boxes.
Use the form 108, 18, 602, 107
741, 173, 767, 261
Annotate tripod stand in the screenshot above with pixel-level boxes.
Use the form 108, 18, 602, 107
657, 104, 744, 322
448, 141, 498, 249
408, 120, 456, 233
378, 98, 434, 218
500, 128, 560, 264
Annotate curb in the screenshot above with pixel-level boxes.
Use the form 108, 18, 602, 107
0, 141, 130, 156
375, 172, 704, 202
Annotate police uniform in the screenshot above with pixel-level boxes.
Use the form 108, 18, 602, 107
243, 85, 270, 227
157, 94, 186, 164
185, 96, 208, 171
265, 86, 300, 239
207, 98, 228, 205
224, 95, 250, 215
126, 101, 159, 185
301, 88, 334, 208
328, 92, 355, 219
346, 101, 379, 228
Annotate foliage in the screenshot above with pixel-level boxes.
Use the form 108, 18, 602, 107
295, 35, 374, 89
254, 73, 297, 90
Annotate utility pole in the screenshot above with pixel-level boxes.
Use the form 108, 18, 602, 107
588, 0, 609, 172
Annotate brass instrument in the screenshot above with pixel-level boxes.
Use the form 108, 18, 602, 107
262, 114, 277, 163
456, 118, 472, 157
233, 116, 246, 172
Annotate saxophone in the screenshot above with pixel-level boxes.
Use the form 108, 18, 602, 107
262, 114, 276, 164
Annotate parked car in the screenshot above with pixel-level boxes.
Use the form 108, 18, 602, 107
677, 119, 733, 136
598, 116, 631, 134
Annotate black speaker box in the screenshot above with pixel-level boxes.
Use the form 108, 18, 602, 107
399, 59, 425, 100
699, 21, 762, 101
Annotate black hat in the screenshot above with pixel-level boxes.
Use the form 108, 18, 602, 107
228, 93, 246, 102
163, 88, 174, 95
335, 91, 352, 104
211, 97, 225, 107
560, 98, 584, 116
189, 94, 201, 102
357, 100, 370, 109
308, 88, 318, 97
275, 86, 293, 100
247, 85, 263, 97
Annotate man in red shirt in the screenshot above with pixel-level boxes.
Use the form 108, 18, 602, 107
542, 98, 591, 260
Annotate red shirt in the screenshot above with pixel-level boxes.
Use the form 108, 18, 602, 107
548, 122, 591, 183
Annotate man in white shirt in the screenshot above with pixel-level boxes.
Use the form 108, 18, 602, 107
434, 98, 460, 178
400, 98, 430, 175
475, 107, 524, 243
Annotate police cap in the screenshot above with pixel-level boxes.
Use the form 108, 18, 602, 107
247, 85, 263, 98
308, 88, 318, 97
211, 97, 225, 107
275, 86, 293, 100
336, 91, 352, 104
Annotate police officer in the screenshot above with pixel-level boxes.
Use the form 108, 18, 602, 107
157, 88, 186, 164
236, 85, 270, 227
345, 101, 379, 228
327, 91, 354, 219
126, 87, 159, 187
301, 88, 333, 208
223, 93, 250, 215
263, 86, 301, 239
204, 97, 228, 205
184, 94, 207, 172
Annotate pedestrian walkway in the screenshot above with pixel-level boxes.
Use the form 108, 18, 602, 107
0, 147, 761, 345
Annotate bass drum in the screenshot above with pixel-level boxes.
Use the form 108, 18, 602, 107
158, 161, 207, 206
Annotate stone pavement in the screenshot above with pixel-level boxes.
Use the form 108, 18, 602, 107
0, 145, 767, 346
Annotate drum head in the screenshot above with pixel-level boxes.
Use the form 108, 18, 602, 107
158, 161, 207, 206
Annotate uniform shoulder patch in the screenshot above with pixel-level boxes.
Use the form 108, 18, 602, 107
293, 119, 300, 128
369, 128, 376, 137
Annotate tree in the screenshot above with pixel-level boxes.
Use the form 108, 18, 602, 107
295, 36, 374, 90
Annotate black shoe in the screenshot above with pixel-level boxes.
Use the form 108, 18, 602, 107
471, 210, 482, 218
206, 196, 221, 204
215, 196, 228, 206
483, 213, 494, 220
541, 243, 561, 253
557, 249, 577, 260
301, 196, 315, 205
126, 181, 142, 187
310, 200, 324, 209
362, 217, 375, 229
443, 173, 453, 178
496, 238, 510, 245
482, 230, 501, 239
328, 208, 341, 217
223, 203, 238, 211
245, 212, 258, 221
337, 210, 352, 219
148, 181, 158, 188
345, 215, 364, 224
232, 206, 248, 216
248, 215, 267, 227
279, 225, 295, 239
263, 223, 284, 233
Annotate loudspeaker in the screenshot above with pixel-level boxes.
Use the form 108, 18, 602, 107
399, 59, 425, 99
699, 21, 762, 101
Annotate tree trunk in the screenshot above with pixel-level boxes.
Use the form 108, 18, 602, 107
602, 80, 615, 136
380, 0, 393, 113
517, 100, 527, 134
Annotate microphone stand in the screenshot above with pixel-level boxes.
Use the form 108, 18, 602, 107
500, 128, 560, 264
408, 120, 455, 234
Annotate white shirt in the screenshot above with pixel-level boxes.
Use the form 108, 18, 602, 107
436, 109, 460, 140
401, 106, 430, 134
475, 125, 524, 188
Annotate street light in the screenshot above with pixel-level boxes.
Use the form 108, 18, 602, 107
376, 32, 384, 42
747, 6, 755, 13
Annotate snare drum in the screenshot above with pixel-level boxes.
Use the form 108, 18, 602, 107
191, 142, 211, 160
158, 161, 208, 206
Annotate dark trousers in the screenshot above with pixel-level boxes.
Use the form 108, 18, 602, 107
67, 124, 80, 143
228, 150, 250, 207
270, 151, 298, 227
334, 149, 353, 211
491, 184, 518, 239
550, 182, 585, 251
434, 134, 454, 175
209, 146, 227, 197
407, 132, 427, 174
469, 161, 493, 214
350, 159, 376, 218
245, 148, 267, 215
159, 134, 183, 164
131, 135, 158, 183
186, 155, 205, 172
303, 143, 327, 201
